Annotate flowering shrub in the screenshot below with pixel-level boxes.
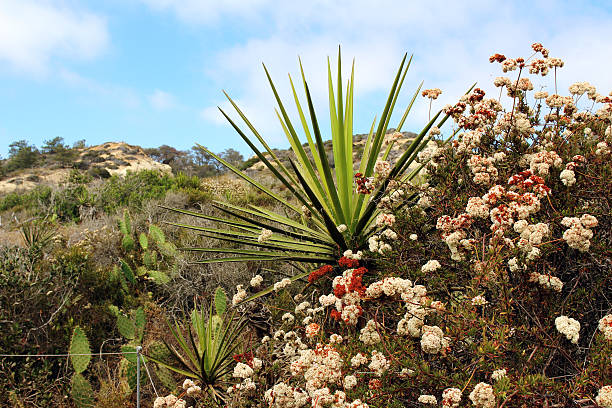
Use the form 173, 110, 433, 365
157, 44, 611, 407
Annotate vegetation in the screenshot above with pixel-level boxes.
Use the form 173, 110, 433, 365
1, 44, 611, 408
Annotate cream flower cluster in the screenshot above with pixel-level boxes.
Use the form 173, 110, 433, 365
418, 395, 437, 404
528, 150, 563, 176
596, 141, 610, 156
568, 81, 597, 97
469, 382, 496, 408
598, 314, 612, 341
422, 88, 443, 99
555, 315, 580, 344
233, 362, 254, 379
258, 228, 273, 243
441, 388, 462, 407
264, 383, 309, 408
368, 350, 390, 376
232, 284, 247, 305
559, 169, 576, 186
359, 320, 381, 345
153, 395, 187, 408
374, 160, 391, 179
596, 385, 612, 408
491, 369, 507, 382
274, 278, 292, 292
529, 273, 563, 292
289, 343, 343, 393
453, 130, 483, 153
421, 259, 441, 273
561, 215, 598, 252
375, 213, 396, 227
250, 274, 263, 287
343, 249, 363, 260
181, 379, 201, 397
420, 325, 449, 354
467, 155, 498, 185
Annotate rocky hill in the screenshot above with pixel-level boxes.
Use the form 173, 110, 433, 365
0, 142, 171, 194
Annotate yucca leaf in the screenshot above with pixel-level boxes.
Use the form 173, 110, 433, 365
288, 159, 347, 250
301, 64, 346, 224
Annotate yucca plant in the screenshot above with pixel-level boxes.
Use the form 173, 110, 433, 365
146, 288, 246, 401
165, 49, 462, 293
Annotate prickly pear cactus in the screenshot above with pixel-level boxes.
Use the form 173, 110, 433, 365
214, 287, 227, 316
155, 366, 177, 392
148, 224, 165, 245
138, 232, 148, 250
69, 326, 91, 374
148, 269, 170, 284
117, 313, 135, 340
120, 259, 136, 284
71, 373, 94, 408
69, 327, 94, 407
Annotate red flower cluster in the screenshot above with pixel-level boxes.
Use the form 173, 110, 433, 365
508, 170, 551, 196
338, 256, 359, 269
355, 172, 374, 194
334, 267, 367, 298
233, 351, 254, 367
330, 310, 342, 321
308, 264, 334, 283
468, 88, 486, 104
489, 53, 506, 63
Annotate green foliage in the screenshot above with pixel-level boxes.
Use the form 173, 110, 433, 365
139, 232, 148, 250
214, 287, 227, 316
117, 313, 136, 340
146, 302, 247, 402
165, 50, 459, 304
5, 140, 39, 171
69, 326, 91, 374
71, 373, 94, 408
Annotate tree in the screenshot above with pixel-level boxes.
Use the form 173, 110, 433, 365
73, 140, 87, 149
41, 137, 68, 155
219, 148, 244, 168
6, 140, 39, 171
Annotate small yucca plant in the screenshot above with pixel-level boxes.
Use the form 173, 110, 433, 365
166, 49, 462, 296
146, 288, 246, 401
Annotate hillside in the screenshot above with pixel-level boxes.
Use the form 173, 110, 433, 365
0, 142, 171, 195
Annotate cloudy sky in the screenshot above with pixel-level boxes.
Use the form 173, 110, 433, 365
1, 0, 611, 158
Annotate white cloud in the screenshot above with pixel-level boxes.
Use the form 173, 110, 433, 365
59, 69, 141, 108
143, 0, 612, 139
150, 89, 176, 110
0, 1, 109, 75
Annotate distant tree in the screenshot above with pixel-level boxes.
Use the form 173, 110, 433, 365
219, 148, 244, 168
6, 140, 39, 171
41, 137, 68, 154
190, 145, 223, 177
73, 139, 87, 149
145, 145, 186, 165
41, 136, 77, 167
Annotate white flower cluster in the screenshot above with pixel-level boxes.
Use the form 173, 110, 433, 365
182, 379, 201, 397
264, 383, 309, 408
337, 224, 348, 233
598, 314, 612, 341
555, 315, 580, 344
153, 395, 187, 408
596, 385, 612, 408
418, 394, 437, 404
368, 350, 390, 376
528, 150, 563, 176
289, 343, 343, 393
441, 387, 462, 407
350, 352, 368, 367
471, 295, 488, 306
232, 284, 247, 305
529, 273, 563, 292
467, 155, 498, 185
258, 228, 273, 243
453, 130, 483, 153
568, 81, 597, 97
469, 382, 496, 408
374, 160, 391, 178
491, 369, 507, 382
420, 325, 449, 354
250, 274, 263, 287
559, 169, 575, 186
561, 214, 598, 252
375, 213, 396, 227
233, 362, 254, 379
421, 259, 441, 273
274, 278, 292, 292
359, 319, 381, 345
368, 233, 392, 254
596, 141, 610, 156
466, 197, 490, 218
343, 249, 363, 260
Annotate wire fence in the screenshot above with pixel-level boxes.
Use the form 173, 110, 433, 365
0, 346, 159, 408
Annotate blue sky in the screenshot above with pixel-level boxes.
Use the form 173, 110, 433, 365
1, 0, 612, 159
